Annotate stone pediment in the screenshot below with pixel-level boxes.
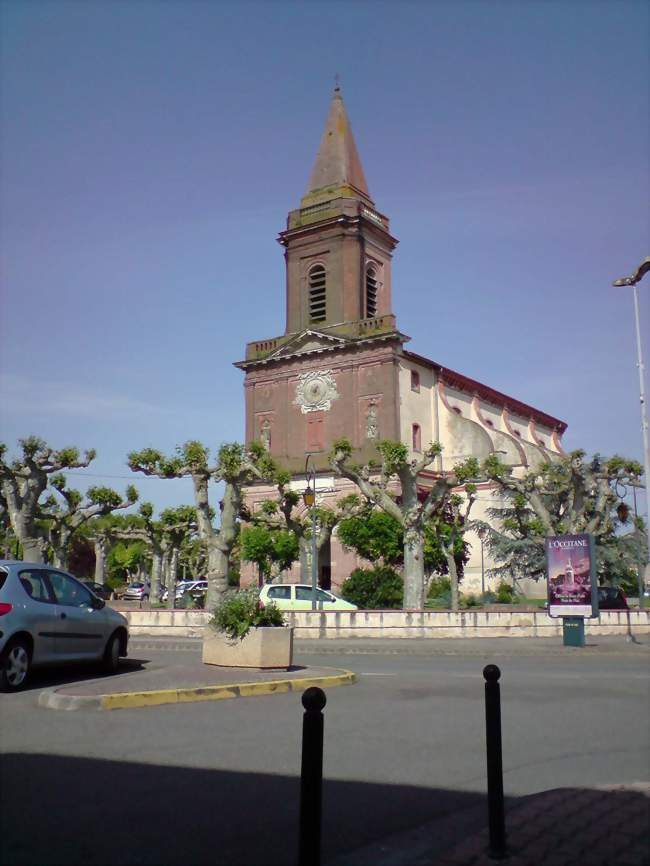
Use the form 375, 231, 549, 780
267, 329, 350, 360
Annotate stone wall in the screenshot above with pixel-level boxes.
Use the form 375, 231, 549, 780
124, 608, 650, 640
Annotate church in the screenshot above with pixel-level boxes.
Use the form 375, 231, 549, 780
235, 87, 566, 594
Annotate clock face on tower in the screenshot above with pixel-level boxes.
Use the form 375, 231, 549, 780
294, 370, 339, 414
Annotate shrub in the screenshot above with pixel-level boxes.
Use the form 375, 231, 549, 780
427, 576, 451, 599
481, 590, 497, 604
462, 593, 481, 608
495, 582, 515, 603
209, 587, 284, 640
341, 566, 403, 609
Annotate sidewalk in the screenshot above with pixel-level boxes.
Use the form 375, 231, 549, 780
37, 657, 355, 711
328, 784, 650, 866
437, 783, 650, 866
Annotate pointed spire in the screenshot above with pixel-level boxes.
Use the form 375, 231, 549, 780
301, 86, 374, 208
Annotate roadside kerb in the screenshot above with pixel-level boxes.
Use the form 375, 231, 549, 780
37, 667, 356, 712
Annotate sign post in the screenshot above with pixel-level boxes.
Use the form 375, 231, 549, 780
545, 533, 598, 647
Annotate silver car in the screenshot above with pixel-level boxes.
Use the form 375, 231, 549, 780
0, 560, 129, 692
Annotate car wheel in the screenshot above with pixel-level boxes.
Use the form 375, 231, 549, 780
102, 633, 121, 674
0, 639, 31, 692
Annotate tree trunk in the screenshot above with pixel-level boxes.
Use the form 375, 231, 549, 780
150, 550, 163, 604
445, 548, 460, 611
21, 536, 45, 563
403, 535, 425, 609
94, 538, 107, 585
205, 542, 229, 610
166, 550, 178, 610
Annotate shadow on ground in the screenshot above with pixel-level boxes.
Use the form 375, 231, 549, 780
11, 658, 147, 692
2, 755, 648, 866
2, 752, 485, 866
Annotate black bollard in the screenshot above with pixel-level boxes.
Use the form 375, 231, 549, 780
299, 686, 327, 866
483, 664, 507, 860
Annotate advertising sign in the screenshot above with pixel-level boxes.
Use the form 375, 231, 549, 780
545, 533, 598, 618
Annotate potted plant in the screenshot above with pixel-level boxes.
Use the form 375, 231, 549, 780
202, 587, 294, 669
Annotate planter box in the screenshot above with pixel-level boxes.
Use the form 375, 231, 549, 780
202, 625, 294, 669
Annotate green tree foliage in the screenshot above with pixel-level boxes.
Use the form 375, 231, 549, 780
337, 509, 403, 566
341, 566, 403, 609
107, 541, 148, 585
337, 505, 469, 580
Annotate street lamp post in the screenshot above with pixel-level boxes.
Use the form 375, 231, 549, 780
303, 456, 318, 611
478, 527, 487, 595
613, 257, 650, 608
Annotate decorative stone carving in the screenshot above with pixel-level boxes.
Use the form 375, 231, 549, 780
294, 370, 339, 414
260, 419, 271, 451
366, 401, 379, 439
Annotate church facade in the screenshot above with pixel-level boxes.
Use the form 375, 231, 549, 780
236, 87, 566, 594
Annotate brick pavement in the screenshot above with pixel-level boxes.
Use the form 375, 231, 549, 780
437, 784, 650, 866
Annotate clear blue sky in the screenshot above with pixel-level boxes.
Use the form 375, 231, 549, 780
1, 0, 648, 517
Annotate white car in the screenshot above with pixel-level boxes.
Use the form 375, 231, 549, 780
259, 583, 358, 611
161, 580, 207, 602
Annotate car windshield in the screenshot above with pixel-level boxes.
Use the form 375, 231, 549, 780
130, 583, 145, 589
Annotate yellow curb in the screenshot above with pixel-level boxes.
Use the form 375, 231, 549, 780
98, 668, 356, 711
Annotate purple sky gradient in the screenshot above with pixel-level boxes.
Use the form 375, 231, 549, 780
1, 0, 648, 517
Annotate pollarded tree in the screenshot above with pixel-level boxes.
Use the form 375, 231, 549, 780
482, 450, 643, 539
337, 499, 471, 592
43, 474, 138, 569
128, 441, 275, 609
434, 493, 476, 610
331, 438, 479, 609
242, 469, 369, 588
478, 452, 647, 591
0, 437, 97, 562
159, 506, 199, 607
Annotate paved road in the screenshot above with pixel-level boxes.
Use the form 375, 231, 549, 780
1, 638, 648, 865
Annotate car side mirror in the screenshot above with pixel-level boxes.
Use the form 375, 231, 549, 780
91, 596, 106, 610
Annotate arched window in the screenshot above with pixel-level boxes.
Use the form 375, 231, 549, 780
309, 264, 327, 323
412, 423, 421, 452
365, 266, 378, 318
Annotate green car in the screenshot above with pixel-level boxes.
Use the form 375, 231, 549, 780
259, 583, 358, 611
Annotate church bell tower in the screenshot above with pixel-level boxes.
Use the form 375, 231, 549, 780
281, 85, 397, 334
235, 87, 407, 472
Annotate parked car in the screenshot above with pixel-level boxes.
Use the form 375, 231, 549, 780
258, 583, 358, 611
123, 581, 151, 601
597, 587, 629, 610
161, 580, 208, 603
186, 580, 208, 600
160, 581, 192, 602
81, 581, 112, 601
0, 560, 129, 692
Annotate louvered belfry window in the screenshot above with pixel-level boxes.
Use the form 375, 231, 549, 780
366, 266, 378, 318
309, 265, 327, 322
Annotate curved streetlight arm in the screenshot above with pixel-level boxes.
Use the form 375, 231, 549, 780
612, 257, 650, 603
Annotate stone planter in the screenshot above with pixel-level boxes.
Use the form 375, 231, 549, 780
202, 625, 294, 669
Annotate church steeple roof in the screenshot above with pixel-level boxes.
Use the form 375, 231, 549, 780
301, 86, 374, 208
